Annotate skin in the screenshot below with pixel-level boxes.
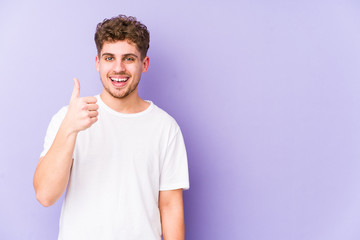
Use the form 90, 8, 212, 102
33, 40, 185, 239
33, 78, 98, 207
159, 189, 185, 240
96, 40, 150, 113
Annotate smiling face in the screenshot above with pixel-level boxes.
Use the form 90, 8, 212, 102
96, 40, 149, 101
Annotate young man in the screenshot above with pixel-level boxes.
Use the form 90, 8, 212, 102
33, 15, 189, 240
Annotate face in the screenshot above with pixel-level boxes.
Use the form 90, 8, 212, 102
96, 40, 149, 100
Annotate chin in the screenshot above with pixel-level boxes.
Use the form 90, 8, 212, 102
109, 91, 129, 99
109, 88, 133, 99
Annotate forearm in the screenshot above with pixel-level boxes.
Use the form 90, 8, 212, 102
159, 191, 185, 240
33, 120, 77, 207
34, 78, 98, 207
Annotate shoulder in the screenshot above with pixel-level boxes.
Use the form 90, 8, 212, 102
52, 105, 68, 120
47, 105, 68, 127
150, 104, 180, 130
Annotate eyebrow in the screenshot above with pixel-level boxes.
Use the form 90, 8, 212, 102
101, 53, 115, 57
101, 53, 139, 59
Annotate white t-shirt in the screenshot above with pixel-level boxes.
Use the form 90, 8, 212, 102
40, 95, 189, 240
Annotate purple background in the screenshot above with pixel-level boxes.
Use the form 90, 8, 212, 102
1, 0, 360, 239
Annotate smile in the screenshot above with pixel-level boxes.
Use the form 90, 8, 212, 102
110, 77, 128, 82
109, 76, 129, 88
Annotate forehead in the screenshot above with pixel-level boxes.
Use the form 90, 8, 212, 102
100, 40, 140, 56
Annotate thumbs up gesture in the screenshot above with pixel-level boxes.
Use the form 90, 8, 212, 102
64, 78, 99, 134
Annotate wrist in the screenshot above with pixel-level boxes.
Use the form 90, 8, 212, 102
60, 118, 79, 138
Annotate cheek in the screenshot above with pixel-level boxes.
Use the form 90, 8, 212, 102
135, 65, 143, 73
99, 65, 111, 74
99, 68, 109, 79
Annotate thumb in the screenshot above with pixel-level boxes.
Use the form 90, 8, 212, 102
71, 78, 80, 101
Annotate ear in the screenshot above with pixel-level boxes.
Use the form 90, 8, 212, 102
142, 56, 150, 73
95, 55, 100, 72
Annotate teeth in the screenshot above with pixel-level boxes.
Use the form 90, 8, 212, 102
111, 77, 127, 82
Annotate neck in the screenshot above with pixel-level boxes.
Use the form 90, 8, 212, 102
100, 89, 150, 113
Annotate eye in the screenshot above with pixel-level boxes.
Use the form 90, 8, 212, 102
105, 57, 114, 61
124, 57, 135, 62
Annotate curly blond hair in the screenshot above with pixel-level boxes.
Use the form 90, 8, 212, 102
94, 15, 150, 59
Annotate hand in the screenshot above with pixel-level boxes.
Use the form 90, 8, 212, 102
63, 78, 99, 134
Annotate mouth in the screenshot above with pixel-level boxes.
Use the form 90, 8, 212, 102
109, 76, 129, 87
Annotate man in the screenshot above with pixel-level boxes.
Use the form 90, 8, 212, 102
33, 15, 189, 240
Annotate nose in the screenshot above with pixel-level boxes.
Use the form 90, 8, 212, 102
113, 59, 125, 72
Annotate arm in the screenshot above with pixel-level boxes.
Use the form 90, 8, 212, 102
33, 78, 98, 207
33, 120, 77, 207
159, 189, 185, 240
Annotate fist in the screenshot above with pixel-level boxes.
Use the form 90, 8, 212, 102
64, 78, 99, 133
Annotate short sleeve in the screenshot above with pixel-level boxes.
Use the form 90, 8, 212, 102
39, 106, 68, 157
159, 128, 190, 191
